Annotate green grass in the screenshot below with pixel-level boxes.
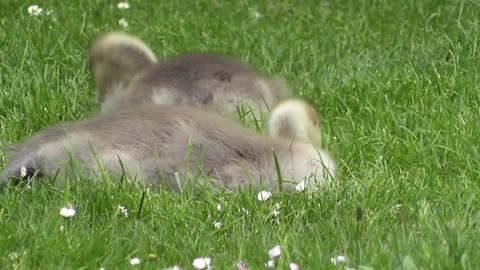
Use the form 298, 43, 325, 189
1, 0, 480, 269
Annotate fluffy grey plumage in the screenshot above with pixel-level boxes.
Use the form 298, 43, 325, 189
0, 105, 335, 192
88, 32, 290, 118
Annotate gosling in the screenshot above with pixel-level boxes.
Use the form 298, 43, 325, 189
1, 100, 335, 192
88, 32, 290, 119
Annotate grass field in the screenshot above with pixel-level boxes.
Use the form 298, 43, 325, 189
1, 0, 480, 269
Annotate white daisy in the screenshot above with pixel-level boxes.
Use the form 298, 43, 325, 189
213, 220, 222, 229
268, 245, 281, 258
240, 208, 250, 216
257, 190, 272, 201
265, 260, 275, 268
289, 262, 300, 270
272, 202, 281, 217
216, 204, 222, 211
118, 18, 128, 28
27, 5, 43, 16
117, 2, 130, 9
192, 257, 212, 270
118, 205, 128, 217
295, 180, 306, 192
330, 255, 346, 265
59, 204, 76, 218
130, 257, 141, 265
